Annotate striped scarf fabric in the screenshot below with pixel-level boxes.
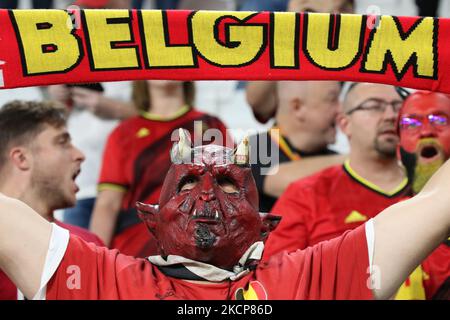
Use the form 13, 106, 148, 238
0, 9, 449, 92
147, 241, 264, 282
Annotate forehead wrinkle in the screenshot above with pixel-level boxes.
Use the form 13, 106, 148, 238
344, 84, 399, 113
177, 165, 205, 182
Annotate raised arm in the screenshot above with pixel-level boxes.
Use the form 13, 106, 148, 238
246, 81, 278, 123
264, 154, 345, 197
0, 193, 52, 298
372, 159, 450, 299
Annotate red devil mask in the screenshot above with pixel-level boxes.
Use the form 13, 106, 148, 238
398, 91, 450, 194
137, 129, 280, 270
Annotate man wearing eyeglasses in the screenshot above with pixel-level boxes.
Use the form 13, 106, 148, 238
399, 91, 450, 195
264, 82, 409, 261
397, 91, 450, 300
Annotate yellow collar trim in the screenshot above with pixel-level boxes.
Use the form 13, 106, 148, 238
139, 105, 190, 121
268, 126, 301, 161
344, 159, 408, 196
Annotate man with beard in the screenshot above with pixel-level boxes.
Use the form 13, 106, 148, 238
0, 127, 449, 300
264, 83, 407, 256
0, 100, 104, 300
397, 91, 450, 299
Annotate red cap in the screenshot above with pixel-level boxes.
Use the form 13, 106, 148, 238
73, 0, 109, 8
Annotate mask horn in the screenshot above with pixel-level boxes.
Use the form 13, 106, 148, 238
233, 135, 250, 165
170, 128, 192, 164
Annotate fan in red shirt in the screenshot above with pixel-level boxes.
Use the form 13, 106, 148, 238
43, 132, 373, 300
90, 81, 231, 258
397, 90, 450, 299
0, 101, 103, 300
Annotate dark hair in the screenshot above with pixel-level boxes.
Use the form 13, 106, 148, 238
132, 81, 195, 112
0, 100, 68, 165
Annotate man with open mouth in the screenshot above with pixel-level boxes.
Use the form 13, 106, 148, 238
0, 100, 104, 300
399, 91, 450, 194
397, 90, 450, 299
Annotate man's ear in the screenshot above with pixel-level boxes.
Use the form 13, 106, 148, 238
9, 147, 31, 171
136, 202, 159, 235
259, 212, 282, 241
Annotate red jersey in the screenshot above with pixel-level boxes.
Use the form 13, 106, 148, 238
0, 270, 16, 300
264, 162, 408, 256
0, 220, 103, 300
423, 243, 450, 299
44, 223, 373, 300
98, 106, 230, 258
264, 162, 449, 299
54, 220, 104, 246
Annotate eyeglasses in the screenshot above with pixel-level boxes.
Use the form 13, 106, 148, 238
346, 99, 403, 115
400, 114, 449, 130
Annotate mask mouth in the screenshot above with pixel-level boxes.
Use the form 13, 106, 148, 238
190, 208, 222, 225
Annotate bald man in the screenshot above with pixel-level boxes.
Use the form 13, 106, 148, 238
249, 81, 344, 213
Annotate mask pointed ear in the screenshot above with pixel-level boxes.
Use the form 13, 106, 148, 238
259, 212, 282, 240
136, 202, 159, 234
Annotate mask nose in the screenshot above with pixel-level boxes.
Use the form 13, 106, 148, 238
199, 173, 216, 202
